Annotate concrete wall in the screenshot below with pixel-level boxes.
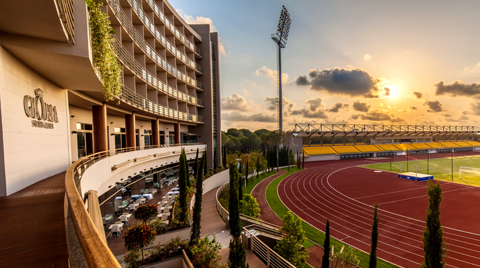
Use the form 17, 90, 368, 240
0, 46, 70, 196
305, 154, 338, 162
80, 144, 206, 196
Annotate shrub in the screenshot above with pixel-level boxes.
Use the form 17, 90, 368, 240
145, 236, 187, 264
188, 236, 226, 268
122, 250, 142, 268
274, 212, 309, 267
330, 245, 360, 268
123, 223, 156, 262
149, 219, 167, 235
219, 184, 230, 210
239, 194, 261, 218
133, 204, 158, 224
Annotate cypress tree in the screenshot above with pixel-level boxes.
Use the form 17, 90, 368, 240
421, 181, 448, 268
302, 151, 305, 169
297, 151, 301, 170
256, 156, 260, 179
245, 159, 249, 182
189, 153, 206, 247
228, 163, 246, 268
203, 151, 207, 175
178, 149, 188, 224
369, 204, 379, 268
322, 219, 330, 268
193, 148, 199, 183
238, 162, 244, 201
183, 152, 190, 188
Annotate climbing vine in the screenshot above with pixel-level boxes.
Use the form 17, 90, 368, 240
86, 0, 122, 101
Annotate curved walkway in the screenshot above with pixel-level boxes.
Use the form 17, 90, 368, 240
0, 172, 68, 268
279, 154, 480, 268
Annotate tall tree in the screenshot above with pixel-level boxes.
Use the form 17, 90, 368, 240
203, 151, 207, 175
183, 152, 190, 188
256, 155, 260, 179
302, 151, 305, 169
189, 153, 206, 247
178, 149, 188, 224
228, 163, 246, 268
238, 163, 244, 201
422, 181, 448, 268
369, 204, 379, 268
322, 219, 330, 268
193, 148, 199, 185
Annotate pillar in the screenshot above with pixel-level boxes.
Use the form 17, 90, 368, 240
152, 119, 159, 146
125, 113, 136, 148
92, 104, 108, 153
174, 122, 181, 144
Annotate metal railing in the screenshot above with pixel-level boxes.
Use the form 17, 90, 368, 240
55, 0, 75, 44
107, 0, 202, 75
65, 144, 205, 267
119, 85, 204, 124
215, 183, 296, 268
111, 38, 202, 108
142, 0, 202, 56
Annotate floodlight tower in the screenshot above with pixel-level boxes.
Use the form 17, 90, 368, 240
271, 5, 291, 131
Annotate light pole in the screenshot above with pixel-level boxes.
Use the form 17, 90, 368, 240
271, 5, 291, 131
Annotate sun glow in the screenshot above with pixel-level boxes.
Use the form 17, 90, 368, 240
387, 85, 399, 98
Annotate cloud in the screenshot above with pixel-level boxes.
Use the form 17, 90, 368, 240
291, 98, 328, 119
464, 62, 480, 73
295, 67, 390, 98
218, 39, 227, 56
352, 101, 371, 112
424, 100, 444, 113
363, 54, 372, 62
265, 96, 296, 113
177, 9, 217, 31
351, 110, 405, 123
256, 66, 288, 84
410, 106, 418, 110
434, 81, 480, 97
470, 103, 480, 115
328, 103, 349, 113
222, 112, 276, 123
222, 94, 256, 111
413, 92, 423, 99
444, 115, 470, 122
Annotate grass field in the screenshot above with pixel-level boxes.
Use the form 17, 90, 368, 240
245, 170, 277, 194
361, 154, 480, 187
266, 167, 398, 268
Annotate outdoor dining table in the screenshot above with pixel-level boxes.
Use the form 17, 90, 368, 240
138, 198, 146, 204
129, 203, 139, 211
142, 193, 153, 200
108, 222, 124, 230
158, 206, 165, 212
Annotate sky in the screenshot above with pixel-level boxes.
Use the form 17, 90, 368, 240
170, 0, 480, 131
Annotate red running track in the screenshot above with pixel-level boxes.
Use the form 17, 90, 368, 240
278, 152, 480, 268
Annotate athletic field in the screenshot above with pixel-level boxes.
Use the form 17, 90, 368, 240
362, 154, 480, 187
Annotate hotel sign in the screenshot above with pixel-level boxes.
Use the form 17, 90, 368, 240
23, 88, 58, 129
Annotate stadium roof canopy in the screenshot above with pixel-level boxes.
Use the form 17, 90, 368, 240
293, 124, 480, 138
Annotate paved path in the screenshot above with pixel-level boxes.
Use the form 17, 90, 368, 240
251, 170, 286, 226
0, 172, 69, 268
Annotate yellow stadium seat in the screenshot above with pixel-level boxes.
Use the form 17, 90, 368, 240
354, 145, 382, 152
411, 143, 431, 150
303, 147, 336, 155
440, 142, 461, 148
376, 144, 399, 151
331, 146, 360, 154
467, 141, 480, 146
394, 144, 417, 151
454, 142, 472, 147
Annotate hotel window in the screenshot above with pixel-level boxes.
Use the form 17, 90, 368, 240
144, 130, 152, 146
114, 127, 126, 149
169, 131, 175, 144
160, 131, 165, 145
76, 123, 93, 158
136, 129, 140, 148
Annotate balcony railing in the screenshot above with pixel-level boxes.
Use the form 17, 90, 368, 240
65, 144, 205, 267
107, 0, 202, 77
119, 85, 204, 124
55, 0, 75, 44
142, 0, 202, 56
111, 38, 203, 108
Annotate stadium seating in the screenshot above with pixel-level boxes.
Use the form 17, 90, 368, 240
467, 141, 480, 147
394, 144, 417, 151
376, 144, 399, 151
440, 142, 461, 148
454, 142, 472, 147
332, 146, 360, 154
424, 142, 444, 148
303, 147, 336, 156
354, 145, 383, 152
410, 143, 432, 150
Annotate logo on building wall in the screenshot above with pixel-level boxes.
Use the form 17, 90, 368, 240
24, 88, 58, 129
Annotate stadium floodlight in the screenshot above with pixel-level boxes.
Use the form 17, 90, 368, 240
271, 5, 291, 131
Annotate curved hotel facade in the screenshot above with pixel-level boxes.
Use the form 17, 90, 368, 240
0, 0, 221, 197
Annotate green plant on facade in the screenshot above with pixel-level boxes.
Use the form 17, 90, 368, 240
86, 0, 122, 101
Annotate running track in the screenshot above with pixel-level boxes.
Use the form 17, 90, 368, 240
278, 152, 480, 267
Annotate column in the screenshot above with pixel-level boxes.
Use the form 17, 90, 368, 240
174, 122, 181, 144
152, 119, 159, 146
126, 113, 136, 148
92, 104, 108, 153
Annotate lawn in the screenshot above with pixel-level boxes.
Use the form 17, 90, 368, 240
245, 170, 277, 194
266, 167, 398, 268
361, 154, 480, 187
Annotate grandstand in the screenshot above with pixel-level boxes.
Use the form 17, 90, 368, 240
293, 124, 480, 160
